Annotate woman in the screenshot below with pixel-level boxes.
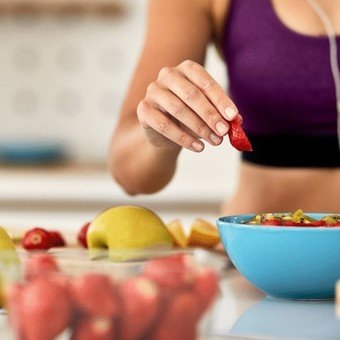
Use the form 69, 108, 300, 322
109, 0, 340, 214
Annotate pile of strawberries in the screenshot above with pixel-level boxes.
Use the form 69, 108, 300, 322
6, 253, 219, 340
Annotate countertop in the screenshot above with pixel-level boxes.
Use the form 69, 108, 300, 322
1, 205, 339, 339
201, 271, 340, 339
0, 164, 230, 207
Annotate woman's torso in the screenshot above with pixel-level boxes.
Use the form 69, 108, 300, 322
209, 0, 340, 213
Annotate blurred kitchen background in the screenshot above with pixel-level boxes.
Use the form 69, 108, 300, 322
0, 0, 240, 235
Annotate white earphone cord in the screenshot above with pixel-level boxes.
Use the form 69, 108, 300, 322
306, 0, 340, 152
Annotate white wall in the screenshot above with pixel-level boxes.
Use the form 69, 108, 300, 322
0, 0, 239, 202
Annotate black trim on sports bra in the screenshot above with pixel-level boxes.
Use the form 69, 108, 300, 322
242, 134, 340, 168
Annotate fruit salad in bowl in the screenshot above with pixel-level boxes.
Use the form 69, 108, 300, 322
244, 209, 340, 227
217, 210, 340, 300
2, 250, 220, 340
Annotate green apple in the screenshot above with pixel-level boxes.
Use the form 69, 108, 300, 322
0, 226, 17, 308
87, 206, 174, 261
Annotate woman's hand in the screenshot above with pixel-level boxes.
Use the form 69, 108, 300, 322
137, 60, 239, 153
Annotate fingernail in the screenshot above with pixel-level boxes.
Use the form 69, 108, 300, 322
192, 142, 204, 152
216, 121, 229, 136
224, 107, 238, 121
210, 133, 221, 145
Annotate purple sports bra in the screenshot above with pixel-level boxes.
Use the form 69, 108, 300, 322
223, 0, 340, 167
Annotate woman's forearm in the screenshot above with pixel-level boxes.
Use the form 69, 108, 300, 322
108, 0, 234, 195
109, 122, 181, 195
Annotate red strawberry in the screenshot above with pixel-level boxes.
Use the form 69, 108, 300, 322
49, 231, 66, 247
228, 119, 252, 152
282, 221, 307, 227
144, 255, 195, 291
121, 277, 160, 340
283, 220, 326, 227
263, 218, 282, 226
235, 114, 243, 125
6, 283, 24, 339
24, 253, 59, 281
70, 273, 119, 317
308, 221, 326, 227
193, 267, 219, 315
72, 317, 116, 340
150, 292, 200, 340
77, 222, 91, 248
21, 277, 72, 340
22, 228, 54, 250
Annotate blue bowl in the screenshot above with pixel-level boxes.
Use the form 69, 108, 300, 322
217, 214, 340, 300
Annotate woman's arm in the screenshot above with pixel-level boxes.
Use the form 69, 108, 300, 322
109, 0, 233, 195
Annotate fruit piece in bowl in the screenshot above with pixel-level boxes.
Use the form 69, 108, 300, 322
245, 209, 340, 227
217, 211, 340, 300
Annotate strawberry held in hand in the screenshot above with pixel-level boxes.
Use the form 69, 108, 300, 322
228, 115, 252, 152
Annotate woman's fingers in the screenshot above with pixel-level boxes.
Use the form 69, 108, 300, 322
177, 60, 239, 121
137, 100, 205, 152
157, 67, 230, 137
137, 60, 239, 151
146, 83, 222, 146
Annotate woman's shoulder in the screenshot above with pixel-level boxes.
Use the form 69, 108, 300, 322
147, 0, 231, 43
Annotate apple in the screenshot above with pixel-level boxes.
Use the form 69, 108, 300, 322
0, 226, 17, 308
0, 226, 16, 251
87, 206, 173, 260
